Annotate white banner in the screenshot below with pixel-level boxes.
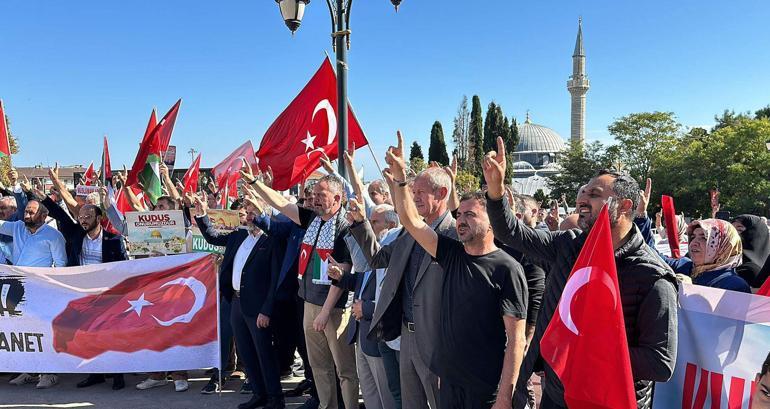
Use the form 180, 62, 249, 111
654, 284, 770, 408
0, 253, 219, 373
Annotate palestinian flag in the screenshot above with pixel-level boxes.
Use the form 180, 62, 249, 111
298, 243, 333, 285
138, 129, 163, 205
0, 99, 12, 158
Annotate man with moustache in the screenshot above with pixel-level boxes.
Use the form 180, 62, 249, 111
482, 137, 679, 409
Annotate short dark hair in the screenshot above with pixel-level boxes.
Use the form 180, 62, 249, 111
761, 352, 770, 378
156, 196, 177, 210
230, 199, 244, 210
595, 169, 640, 211
82, 204, 103, 218
460, 191, 487, 208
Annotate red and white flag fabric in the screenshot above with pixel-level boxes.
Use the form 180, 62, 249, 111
101, 135, 113, 187
212, 141, 257, 206
127, 109, 158, 187
0, 253, 219, 373
0, 99, 12, 158
540, 204, 636, 409
157, 99, 182, 154
256, 57, 369, 191
183, 153, 202, 194
661, 195, 682, 258
83, 162, 97, 186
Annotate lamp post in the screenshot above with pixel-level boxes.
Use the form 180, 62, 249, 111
274, 0, 401, 179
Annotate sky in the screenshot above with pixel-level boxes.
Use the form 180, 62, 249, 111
2, 0, 770, 177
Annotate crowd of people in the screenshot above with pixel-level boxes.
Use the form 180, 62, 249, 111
3, 132, 770, 409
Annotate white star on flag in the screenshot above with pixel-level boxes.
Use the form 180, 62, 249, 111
124, 293, 154, 317
301, 132, 316, 152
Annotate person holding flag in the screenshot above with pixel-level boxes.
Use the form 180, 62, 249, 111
482, 136, 679, 409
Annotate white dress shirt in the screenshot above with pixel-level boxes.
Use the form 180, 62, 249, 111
80, 229, 103, 265
231, 230, 262, 291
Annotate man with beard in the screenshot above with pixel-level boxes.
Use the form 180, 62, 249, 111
40, 195, 128, 390
378, 137, 528, 409
482, 137, 679, 409
2, 200, 67, 389
194, 195, 285, 409
242, 167, 358, 409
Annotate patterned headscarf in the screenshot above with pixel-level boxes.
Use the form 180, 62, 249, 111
687, 219, 743, 277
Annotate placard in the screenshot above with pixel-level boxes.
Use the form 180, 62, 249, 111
125, 210, 187, 256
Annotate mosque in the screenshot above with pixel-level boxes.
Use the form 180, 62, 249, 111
510, 19, 589, 196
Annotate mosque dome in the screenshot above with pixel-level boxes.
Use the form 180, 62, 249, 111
515, 114, 567, 154
511, 161, 536, 171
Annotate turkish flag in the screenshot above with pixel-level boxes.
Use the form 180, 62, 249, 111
183, 153, 202, 194
256, 57, 369, 191
83, 162, 97, 186
212, 141, 257, 206
52, 254, 218, 359
661, 195, 681, 258
0, 99, 12, 158
540, 204, 636, 409
101, 135, 113, 187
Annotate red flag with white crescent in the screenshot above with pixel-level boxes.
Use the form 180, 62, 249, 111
540, 204, 636, 409
83, 162, 97, 186
183, 153, 202, 194
256, 58, 369, 190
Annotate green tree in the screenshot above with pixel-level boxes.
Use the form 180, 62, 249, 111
508, 117, 520, 154
409, 141, 424, 161
409, 157, 426, 175
713, 109, 751, 131
547, 140, 611, 201
455, 170, 479, 194
652, 117, 770, 216
0, 115, 21, 187
451, 96, 470, 167
483, 102, 508, 153
533, 189, 548, 206
468, 95, 484, 175
755, 105, 770, 120
428, 121, 450, 165
607, 111, 682, 182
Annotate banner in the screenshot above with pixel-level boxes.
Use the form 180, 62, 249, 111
0, 253, 218, 373
191, 210, 239, 255
126, 210, 187, 256
164, 145, 177, 172
75, 185, 100, 197
653, 284, 769, 408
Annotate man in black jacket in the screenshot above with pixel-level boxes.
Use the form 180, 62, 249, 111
482, 137, 678, 409
193, 196, 285, 409
42, 196, 128, 390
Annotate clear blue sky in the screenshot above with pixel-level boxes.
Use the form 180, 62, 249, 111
2, 0, 770, 176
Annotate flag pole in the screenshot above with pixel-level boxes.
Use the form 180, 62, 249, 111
366, 144, 384, 179
215, 254, 222, 397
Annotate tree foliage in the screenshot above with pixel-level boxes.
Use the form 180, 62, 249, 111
451, 96, 470, 168
547, 140, 611, 201
607, 111, 681, 182
428, 121, 450, 165
409, 141, 424, 161
468, 95, 484, 175
455, 170, 479, 194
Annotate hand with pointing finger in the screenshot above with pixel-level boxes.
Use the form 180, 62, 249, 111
482, 137, 507, 200
385, 131, 407, 182
636, 178, 652, 218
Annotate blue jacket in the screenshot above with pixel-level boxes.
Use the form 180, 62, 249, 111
252, 213, 305, 301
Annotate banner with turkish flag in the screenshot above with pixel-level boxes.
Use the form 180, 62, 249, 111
256, 57, 369, 191
540, 204, 636, 409
0, 253, 219, 373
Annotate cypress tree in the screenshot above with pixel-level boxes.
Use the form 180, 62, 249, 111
469, 95, 484, 174
428, 121, 450, 165
409, 141, 424, 161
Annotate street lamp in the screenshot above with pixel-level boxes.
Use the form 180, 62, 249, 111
274, 0, 400, 179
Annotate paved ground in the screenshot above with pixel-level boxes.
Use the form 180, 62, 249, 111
0, 371, 314, 408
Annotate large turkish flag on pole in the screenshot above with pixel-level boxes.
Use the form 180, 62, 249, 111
540, 204, 636, 409
256, 57, 369, 191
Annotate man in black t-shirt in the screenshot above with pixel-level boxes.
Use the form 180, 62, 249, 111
383, 135, 528, 409
243, 166, 359, 409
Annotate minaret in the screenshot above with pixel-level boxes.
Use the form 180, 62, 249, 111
567, 17, 589, 145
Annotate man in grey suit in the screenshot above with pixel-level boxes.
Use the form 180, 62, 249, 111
350, 132, 458, 409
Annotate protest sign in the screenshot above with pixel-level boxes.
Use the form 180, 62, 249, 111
75, 185, 100, 197
0, 253, 219, 373
653, 284, 770, 408
190, 209, 239, 255
125, 210, 187, 256
164, 145, 177, 172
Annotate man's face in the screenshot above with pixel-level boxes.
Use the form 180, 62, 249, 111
78, 206, 100, 233
456, 199, 490, 244
517, 204, 539, 228
412, 176, 446, 218
752, 373, 770, 409
244, 204, 259, 224
0, 199, 16, 220
237, 208, 248, 226
23, 202, 44, 228
688, 227, 707, 266
155, 198, 175, 211
312, 181, 340, 217
207, 195, 219, 209
369, 209, 391, 240
368, 183, 390, 206
576, 174, 619, 231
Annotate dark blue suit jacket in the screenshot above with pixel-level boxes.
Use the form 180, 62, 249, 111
196, 215, 283, 317
335, 270, 380, 357
252, 213, 305, 301
43, 197, 127, 265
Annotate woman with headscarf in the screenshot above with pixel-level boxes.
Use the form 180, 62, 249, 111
659, 219, 750, 293
732, 214, 770, 288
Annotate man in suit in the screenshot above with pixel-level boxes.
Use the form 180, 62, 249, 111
193, 195, 285, 409
330, 204, 400, 409
40, 195, 128, 390
350, 134, 457, 409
